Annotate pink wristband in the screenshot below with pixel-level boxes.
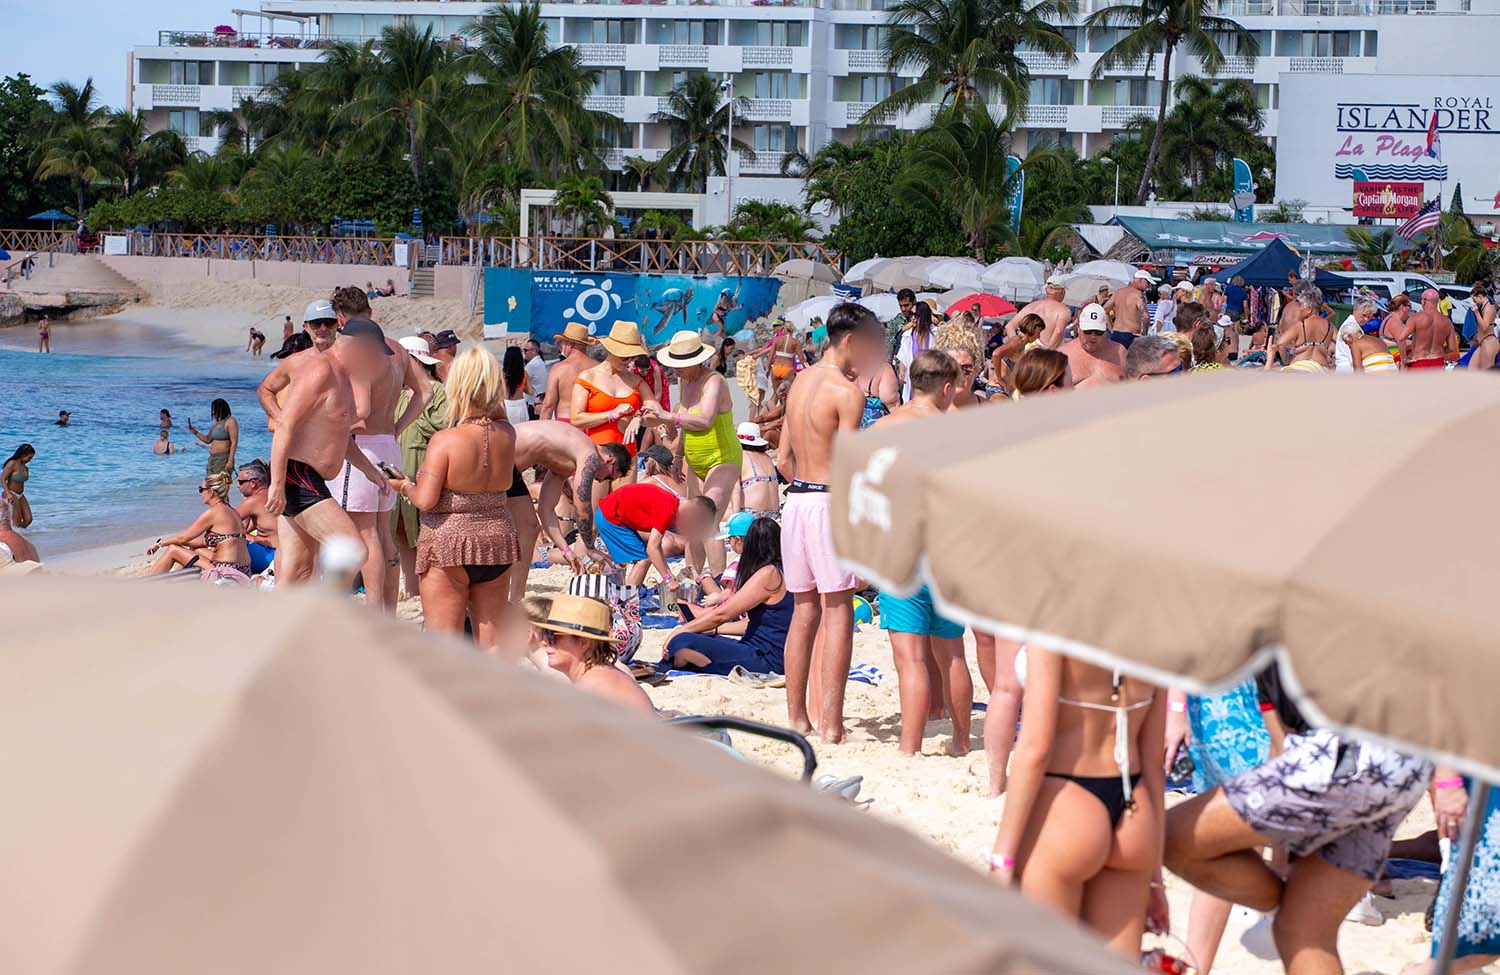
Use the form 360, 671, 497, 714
984, 852, 1015, 872
1434, 777, 1465, 791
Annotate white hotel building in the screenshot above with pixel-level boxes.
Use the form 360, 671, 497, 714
125, 0, 1482, 220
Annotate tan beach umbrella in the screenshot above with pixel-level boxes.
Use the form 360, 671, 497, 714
772, 257, 840, 284
831, 370, 1500, 780
0, 576, 1134, 975
870, 256, 942, 294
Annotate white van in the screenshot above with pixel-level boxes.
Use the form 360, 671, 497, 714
1344, 271, 1444, 303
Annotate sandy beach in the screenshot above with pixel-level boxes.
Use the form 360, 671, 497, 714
17, 288, 1458, 975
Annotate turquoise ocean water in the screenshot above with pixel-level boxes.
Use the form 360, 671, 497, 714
1, 330, 275, 557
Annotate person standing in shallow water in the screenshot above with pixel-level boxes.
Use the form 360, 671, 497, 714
188, 399, 238, 478
37, 316, 50, 353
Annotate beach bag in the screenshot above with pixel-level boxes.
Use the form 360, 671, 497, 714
567, 574, 643, 663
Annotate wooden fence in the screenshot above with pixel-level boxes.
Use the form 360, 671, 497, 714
0, 230, 843, 274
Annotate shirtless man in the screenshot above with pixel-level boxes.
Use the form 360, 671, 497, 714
234, 459, 280, 576
871, 350, 973, 757
510, 422, 631, 600
264, 327, 396, 588
541, 322, 596, 422
1104, 269, 1153, 348
1013, 276, 1073, 349
1403, 288, 1457, 369
1059, 304, 1125, 386
256, 299, 340, 428
321, 316, 430, 611
778, 302, 886, 742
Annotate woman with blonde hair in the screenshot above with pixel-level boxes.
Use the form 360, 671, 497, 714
936, 311, 989, 406
387, 347, 521, 650
146, 470, 252, 582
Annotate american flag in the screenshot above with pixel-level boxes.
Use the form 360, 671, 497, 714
1396, 198, 1441, 240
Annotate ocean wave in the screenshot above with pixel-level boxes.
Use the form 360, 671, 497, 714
1335, 163, 1449, 180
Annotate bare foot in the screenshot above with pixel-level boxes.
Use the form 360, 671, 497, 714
946, 737, 971, 758
820, 725, 849, 745
790, 718, 814, 736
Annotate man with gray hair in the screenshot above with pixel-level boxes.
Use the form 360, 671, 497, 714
1336, 298, 1380, 374
234, 459, 279, 576
1124, 333, 1184, 380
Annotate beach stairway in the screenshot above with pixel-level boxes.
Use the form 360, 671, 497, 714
11, 253, 145, 299
409, 267, 435, 300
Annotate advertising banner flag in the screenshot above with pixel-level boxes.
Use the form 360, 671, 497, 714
1005, 155, 1024, 232
1231, 158, 1255, 222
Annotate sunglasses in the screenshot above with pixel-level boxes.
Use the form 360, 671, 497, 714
197, 484, 210, 492
236, 478, 256, 485
1142, 364, 1185, 379
307, 321, 337, 330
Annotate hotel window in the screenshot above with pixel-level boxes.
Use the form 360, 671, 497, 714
1274, 30, 1359, 56
247, 63, 289, 86
168, 109, 212, 138
648, 20, 720, 45
1027, 78, 1079, 105
593, 69, 639, 96
750, 124, 798, 152
743, 72, 802, 99
565, 19, 639, 44
168, 61, 215, 85
729, 21, 805, 47
1089, 79, 1160, 106
833, 24, 886, 49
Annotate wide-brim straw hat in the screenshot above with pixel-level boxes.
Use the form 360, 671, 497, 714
553, 321, 592, 348
598, 321, 649, 359
531, 593, 614, 641
656, 330, 715, 368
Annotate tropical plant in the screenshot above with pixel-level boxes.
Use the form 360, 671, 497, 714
727, 200, 819, 241
106, 109, 187, 195
897, 102, 1047, 258
651, 74, 753, 193
342, 24, 455, 191
552, 172, 613, 235
170, 154, 240, 195
1151, 76, 1262, 200
1344, 226, 1398, 271
1086, 0, 1258, 203
461, 3, 618, 174
47, 79, 109, 129
866, 0, 1075, 126
1264, 198, 1307, 223
0, 73, 67, 225
34, 77, 119, 215
795, 138, 873, 214
622, 154, 659, 192
1437, 212, 1494, 281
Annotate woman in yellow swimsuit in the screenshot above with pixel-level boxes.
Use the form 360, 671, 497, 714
651, 330, 742, 581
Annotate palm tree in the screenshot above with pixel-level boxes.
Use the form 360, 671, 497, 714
1437, 213, 1492, 280
48, 79, 109, 128
796, 138, 879, 213
1086, 0, 1258, 203
623, 155, 659, 192
552, 172, 613, 235
106, 110, 187, 194
241, 142, 312, 193
729, 200, 818, 241
865, 0, 1075, 126
1155, 76, 1262, 200
897, 102, 1046, 258
462, 3, 618, 175
651, 74, 753, 193
170, 154, 238, 195
35, 78, 115, 215
343, 24, 454, 191
1344, 226, 1398, 271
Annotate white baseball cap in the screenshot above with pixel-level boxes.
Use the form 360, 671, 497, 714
1174, 280, 1194, 292
1078, 303, 1110, 333
1045, 275, 1067, 288
1133, 269, 1157, 283
398, 335, 439, 366
303, 298, 335, 322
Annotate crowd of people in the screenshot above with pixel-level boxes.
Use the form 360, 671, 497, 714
9, 259, 1496, 975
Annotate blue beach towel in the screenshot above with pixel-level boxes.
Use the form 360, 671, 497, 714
847, 663, 886, 686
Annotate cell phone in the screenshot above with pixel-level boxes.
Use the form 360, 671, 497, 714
376, 461, 404, 479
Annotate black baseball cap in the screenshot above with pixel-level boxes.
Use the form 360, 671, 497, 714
431, 329, 460, 351
339, 317, 395, 355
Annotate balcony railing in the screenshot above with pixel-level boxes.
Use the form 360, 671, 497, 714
1019, 51, 1072, 73
1212, 0, 1275, 11
1280, 0, 1434, 11
845, 50, 887, 71
229, 85, 265, 103
1101, 105, 1153, 127
584, 94, 626, 114
576, 43, 627, 65
1202, 55, 1257, 75
738, 151, 791, 175
1021, 104, 1069, 126
151, 84, 201, 106
658, 44, 710, 66
157, 30, 340, 49
1288, 56, 1345, 72
742, 46, 796, 68
1097, 54, 1157, 74
743, 98, 794, 121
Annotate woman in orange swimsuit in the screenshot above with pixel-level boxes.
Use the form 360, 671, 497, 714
569, 321, 666, 458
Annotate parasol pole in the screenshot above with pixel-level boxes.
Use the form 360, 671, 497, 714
1434, 779, 1490, 973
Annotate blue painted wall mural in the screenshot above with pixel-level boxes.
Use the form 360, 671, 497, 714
484, 269, 782, 345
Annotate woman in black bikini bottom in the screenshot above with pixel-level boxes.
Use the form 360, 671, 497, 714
988, 645, 1168, 955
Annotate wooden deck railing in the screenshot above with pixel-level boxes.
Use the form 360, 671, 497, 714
0, 230, 842, 273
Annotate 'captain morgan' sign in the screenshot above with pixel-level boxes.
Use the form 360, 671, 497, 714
1352, 181, 1424, 219
1276, 75, 1500, 214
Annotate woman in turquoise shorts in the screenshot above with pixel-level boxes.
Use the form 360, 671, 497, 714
880, 583, 972, 756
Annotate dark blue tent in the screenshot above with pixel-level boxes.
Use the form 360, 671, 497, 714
1207, 238, 1354, 290
29, 209, 74, 222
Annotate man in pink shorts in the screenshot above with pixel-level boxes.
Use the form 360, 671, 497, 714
778, 302, 886, 743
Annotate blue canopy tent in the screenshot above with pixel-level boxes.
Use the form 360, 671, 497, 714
1206, 238, 1355, 291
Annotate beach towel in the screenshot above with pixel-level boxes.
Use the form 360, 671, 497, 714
847, 663, 886, 686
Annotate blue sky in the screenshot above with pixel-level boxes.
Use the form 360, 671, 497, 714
1, 1, 207, 109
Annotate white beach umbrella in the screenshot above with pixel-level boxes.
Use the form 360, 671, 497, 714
979, 258, 1048, 303
914, 291, 944, 305
1056, 273, 1117, 306
868, 257, 940, 294
1070, 259, 1137, 286
925, 258, 987, 292
784, 294, 844, 330
858, 293, 902, 320
842, 256, 892, 286
772, 258, 841, 284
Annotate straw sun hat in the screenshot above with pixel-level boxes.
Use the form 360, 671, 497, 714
597, 321, 649, 358
552, 321, 592, 347
656, 330, 715, 368
531, 594, 614, 641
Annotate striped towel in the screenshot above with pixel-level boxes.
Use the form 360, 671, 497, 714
847, 663, 886, 686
